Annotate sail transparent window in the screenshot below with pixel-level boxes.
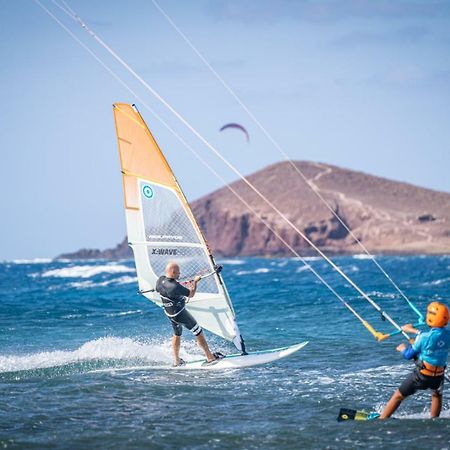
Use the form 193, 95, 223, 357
140, 181, 218, 294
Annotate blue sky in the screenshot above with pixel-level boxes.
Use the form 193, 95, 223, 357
1, 0, 449, 260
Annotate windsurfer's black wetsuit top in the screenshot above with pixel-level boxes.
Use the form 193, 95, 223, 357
155, 275, 202, 337
156, 276, 189, 317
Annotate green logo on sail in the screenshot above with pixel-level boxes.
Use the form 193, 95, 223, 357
142, 185, 154, 199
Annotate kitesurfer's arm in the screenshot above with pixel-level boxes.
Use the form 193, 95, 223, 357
396, 329, 423, 360
401, 323, 420, 335
188, 276, 201, 298
396, 343, 418, 360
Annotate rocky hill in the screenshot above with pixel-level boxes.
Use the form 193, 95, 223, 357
57, 161, 450, 259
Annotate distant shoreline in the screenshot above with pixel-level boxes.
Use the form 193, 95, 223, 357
56, 160, 450, 260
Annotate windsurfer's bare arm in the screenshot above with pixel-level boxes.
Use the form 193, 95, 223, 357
188, 276, 201, 298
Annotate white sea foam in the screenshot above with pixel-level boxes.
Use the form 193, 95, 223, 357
271, 260, 288, 267
341, 363, 409, 380
68, 275, 137, 289
352, 254, 373, 260
316, 376, 335, 385
113, 275, 138, 285
219, 259, 246, 265
236, 270, 250, 276
61, 310, 142, 320
0, 337, 181, 373
236, 268, 270, 276
291, 256, 321, 262
11, 258, 52, 264
422, 277, 450, 286
367, 290, 397, 299
67, 281, 93, 289
41, 264, 135, 279
397, 409, 450, 420
105, 310, 142, 318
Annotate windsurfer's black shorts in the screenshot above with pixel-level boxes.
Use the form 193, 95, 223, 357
167, 309, 202, 337
399, 369, 445, 397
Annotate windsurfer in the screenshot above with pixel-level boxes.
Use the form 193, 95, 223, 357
156, 262, 223, 367
380, 302, 450, 419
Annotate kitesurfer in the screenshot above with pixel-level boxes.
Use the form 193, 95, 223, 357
156, 262, 224, 367
380, 302, 450, 419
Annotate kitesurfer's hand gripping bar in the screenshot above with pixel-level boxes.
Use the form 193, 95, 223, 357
376, 320, 426, 343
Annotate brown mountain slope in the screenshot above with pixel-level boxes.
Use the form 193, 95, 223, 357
57, 161, 450, 259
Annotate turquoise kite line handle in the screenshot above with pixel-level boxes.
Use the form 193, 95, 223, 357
384, 320, 426, 340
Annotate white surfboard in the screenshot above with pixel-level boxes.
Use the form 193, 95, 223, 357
175, 341, 308, 370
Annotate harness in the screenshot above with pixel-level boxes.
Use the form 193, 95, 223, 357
416, 360, 446, 377
413, 329, 448, 377
160, 295, 186, 318
155, 276, 186, 317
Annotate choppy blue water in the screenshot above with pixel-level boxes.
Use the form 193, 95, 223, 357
1, 255, 449, 449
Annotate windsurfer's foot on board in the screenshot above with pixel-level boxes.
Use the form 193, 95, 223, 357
380, 302, 450, 419
171, 333, 218, 366
156, 262, 223, 367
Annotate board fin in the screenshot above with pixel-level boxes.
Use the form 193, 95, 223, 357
337, 408, 380, 422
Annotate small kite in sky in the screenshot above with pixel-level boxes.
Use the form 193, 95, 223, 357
219, 123, 249, 142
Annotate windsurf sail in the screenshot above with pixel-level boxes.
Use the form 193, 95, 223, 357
113, 103, 245, 352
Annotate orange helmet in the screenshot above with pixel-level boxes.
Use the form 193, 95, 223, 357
426, 302, 449, 328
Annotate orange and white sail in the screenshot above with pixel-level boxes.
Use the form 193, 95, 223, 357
113, 103, 244, 351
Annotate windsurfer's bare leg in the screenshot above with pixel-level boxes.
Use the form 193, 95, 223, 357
172, 335, 181, 365
195, 332, 215, 362
430, 391, 442, 418
380, 390, 404, 419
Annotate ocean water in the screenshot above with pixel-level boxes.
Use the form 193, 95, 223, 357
1, 255, 449, 449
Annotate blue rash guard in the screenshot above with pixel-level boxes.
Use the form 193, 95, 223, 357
402, 327, 450, 366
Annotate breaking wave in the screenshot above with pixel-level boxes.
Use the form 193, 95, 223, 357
0, 337, 204, 374
40, 264, 135, 279
218, 259, 246, 265
236, 268, 271, 276
68, 276, 137, 289
422, 277, 450, 286
11, 258, 52, 264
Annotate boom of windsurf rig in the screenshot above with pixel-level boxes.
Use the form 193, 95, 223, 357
138, 265, 223, 295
